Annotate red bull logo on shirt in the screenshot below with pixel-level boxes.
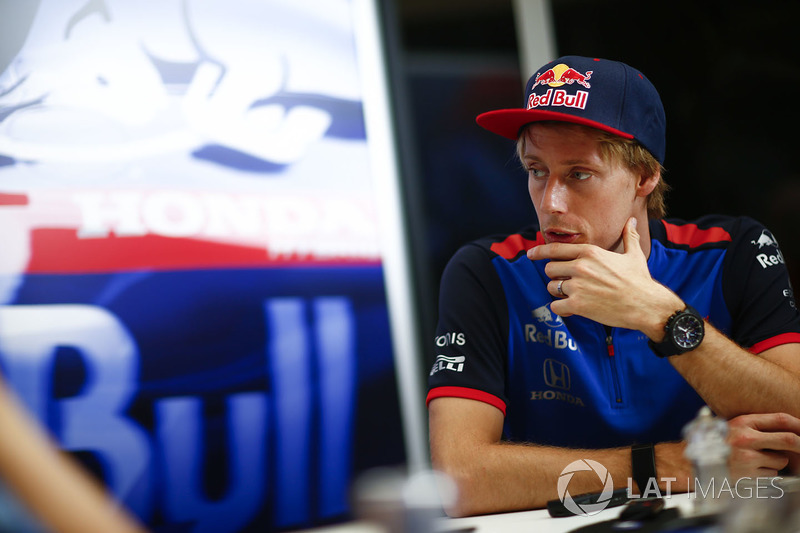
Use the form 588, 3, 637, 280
525, 305, 577, 351
750, 230, 785, 269
528, 63, 592, 111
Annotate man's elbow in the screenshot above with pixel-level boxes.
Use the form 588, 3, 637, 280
432, 460, 489, 518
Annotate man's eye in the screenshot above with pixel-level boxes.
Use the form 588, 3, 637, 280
529, 168, 546, 179
573, 171, 592, 181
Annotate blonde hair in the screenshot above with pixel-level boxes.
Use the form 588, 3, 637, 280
517, 122, 669, 219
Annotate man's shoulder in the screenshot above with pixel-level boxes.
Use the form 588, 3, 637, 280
456, 225, 544, 263
650, 214, 763, 251
441, 225, 545, 299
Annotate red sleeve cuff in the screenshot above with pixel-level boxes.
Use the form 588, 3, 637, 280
426, 386, 507, 416
749, 332, 800, 354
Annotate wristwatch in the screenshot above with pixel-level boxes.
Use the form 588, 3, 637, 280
647, 304, 705, 357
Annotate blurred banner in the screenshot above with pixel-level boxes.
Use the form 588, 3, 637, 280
0, 0, 415, 531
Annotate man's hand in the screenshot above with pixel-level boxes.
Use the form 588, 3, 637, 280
727, 412, 800, 478
527, 217, 681, 336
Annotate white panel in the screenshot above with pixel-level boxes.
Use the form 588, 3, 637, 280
513, 0, 558, 79
352, 0, 428, 471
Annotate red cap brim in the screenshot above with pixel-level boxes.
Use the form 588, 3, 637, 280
476, 109, 635, 141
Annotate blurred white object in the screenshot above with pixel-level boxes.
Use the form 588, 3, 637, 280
353, 468, 457, 533
683, 405, 731, 515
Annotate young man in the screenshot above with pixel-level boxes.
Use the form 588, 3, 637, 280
426, 56, 800, 517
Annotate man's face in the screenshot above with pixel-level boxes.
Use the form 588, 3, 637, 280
521, 123, 646, 253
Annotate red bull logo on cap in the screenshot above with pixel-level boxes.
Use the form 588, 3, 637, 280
527, 63, 592, 111
532, 63, 593, 89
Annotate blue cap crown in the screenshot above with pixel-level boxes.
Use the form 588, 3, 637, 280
476, 56, 666, 164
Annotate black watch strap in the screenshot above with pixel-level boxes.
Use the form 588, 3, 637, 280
631, 443, 656, 496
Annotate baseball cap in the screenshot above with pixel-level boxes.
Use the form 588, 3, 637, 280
476, 56, 666, 164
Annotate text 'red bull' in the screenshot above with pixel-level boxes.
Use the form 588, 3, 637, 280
527, 89, 589, 110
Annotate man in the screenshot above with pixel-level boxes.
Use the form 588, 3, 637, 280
426, 56, 800, 517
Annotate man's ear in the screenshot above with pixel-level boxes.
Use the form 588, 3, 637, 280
636, 170, 660, 198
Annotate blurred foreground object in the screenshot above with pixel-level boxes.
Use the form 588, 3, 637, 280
0, 377, 147, 533
353, 468, 456, 533
722, 476, 800, 533
683, 405, 731, 515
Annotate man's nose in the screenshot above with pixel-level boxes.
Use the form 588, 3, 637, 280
540, 178, 568, 214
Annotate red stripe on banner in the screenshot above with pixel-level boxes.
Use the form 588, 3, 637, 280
426, 386, 507, 416
490, 232, 545, 260
0, 193, 29, 206
749, 332, 800, 354
26, 229, 380, 273
662, 221, 732, 247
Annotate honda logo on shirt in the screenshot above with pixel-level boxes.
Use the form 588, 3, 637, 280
543, 359, 571, 390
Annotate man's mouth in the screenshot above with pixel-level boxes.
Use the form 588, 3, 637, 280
545, 230, 579, 244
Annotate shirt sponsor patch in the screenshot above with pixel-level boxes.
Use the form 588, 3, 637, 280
430, 354, 465, 376
434, 332, 465, 347
751, 229, 786, 269
525, 304, 577, 351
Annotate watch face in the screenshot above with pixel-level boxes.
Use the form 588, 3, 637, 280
673, 314, 704, 349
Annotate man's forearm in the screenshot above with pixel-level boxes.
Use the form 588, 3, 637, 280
433, 440, 690, 517
668, 323, 800, 419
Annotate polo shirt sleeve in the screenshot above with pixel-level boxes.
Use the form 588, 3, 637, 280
723, 217, 800, 353
426, 243, 509, 415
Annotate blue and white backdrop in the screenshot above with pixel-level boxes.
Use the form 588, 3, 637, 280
0, 1, 424, 530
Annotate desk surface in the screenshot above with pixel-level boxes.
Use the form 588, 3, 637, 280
311, 484, 800, 532
306, 493, 697, 533
433, 492, 695, 533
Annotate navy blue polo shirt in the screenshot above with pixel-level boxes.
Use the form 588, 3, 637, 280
427, 216, 800, 448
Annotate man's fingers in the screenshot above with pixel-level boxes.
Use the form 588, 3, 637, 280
752, 431, 800, 453
528, 242, 588, 261
548, 298, 573, 318
543, 260, 574, 280
622, 217, 648, 262
549, 278, 569, 299
750, 467, 783, 478
730, 427, 800, 454
788, 452, 800, 474
752, 450, 791, 471
729, 433, 795, 479
622, 217, 640, 255
735, 449, 789, 478
730, 412, 800, 435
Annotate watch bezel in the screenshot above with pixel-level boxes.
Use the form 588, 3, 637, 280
648, 305, 705, 357
671, 312, 704, 349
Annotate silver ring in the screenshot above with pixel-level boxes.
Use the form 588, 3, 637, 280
557, 279, 565, 296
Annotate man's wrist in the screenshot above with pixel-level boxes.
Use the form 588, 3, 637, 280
654, 442, 691, 493
643, 294, 686, 342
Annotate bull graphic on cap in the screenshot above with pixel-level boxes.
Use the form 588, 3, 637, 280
532, 64, 593, 90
